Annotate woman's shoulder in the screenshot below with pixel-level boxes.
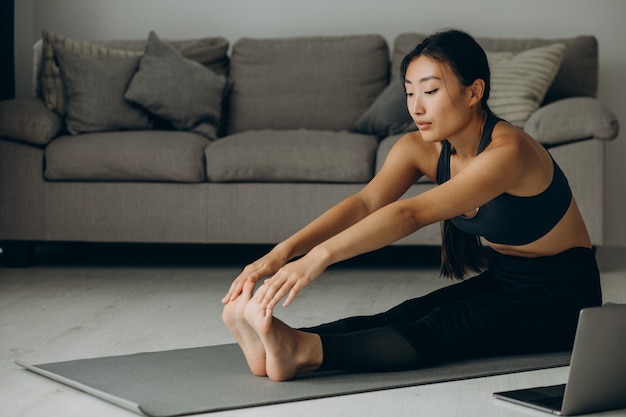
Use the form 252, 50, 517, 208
396, 130, 441, 155
391, 131, 441, 179
484, 118, 553, 192
488, 118, 537, 154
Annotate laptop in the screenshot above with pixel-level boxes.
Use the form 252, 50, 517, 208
494, 304, 626, 416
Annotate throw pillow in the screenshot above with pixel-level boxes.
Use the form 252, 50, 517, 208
352, 78, 417, 137
52, 44, 153, 135
124, 31, 228, 140
487, 43, 565, 128
524, 97, 619, 145
40, 30, 140, 115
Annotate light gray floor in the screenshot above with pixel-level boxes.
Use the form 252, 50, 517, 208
1, 244, 626, 417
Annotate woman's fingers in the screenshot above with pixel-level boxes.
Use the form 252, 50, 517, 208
223, 249, 291, 304
253, 269, 305, 309
234, 252, 325, 309
222, 263, 267, 303
282, 286, 301, 308
253, 279, 281, 309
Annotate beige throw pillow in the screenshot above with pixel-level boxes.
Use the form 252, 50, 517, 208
487, 43, 566, 128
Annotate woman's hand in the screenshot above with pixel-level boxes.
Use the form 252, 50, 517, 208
253, 249, 329, 310
222, 248, 289, 304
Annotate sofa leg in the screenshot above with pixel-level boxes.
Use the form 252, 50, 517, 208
1, 241, 36, 267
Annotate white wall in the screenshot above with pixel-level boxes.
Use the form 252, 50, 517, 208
14, 0, 626, 247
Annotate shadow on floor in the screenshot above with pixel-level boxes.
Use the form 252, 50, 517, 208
0, 242, 443, 270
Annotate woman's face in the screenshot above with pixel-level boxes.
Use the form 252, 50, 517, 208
404, 55, 474, 143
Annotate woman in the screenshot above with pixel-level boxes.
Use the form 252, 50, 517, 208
221, 29, 602, 382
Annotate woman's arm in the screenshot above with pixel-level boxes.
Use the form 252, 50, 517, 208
222, 134, 424, 303
252, 134, 527, 309
250, 197, 424, 308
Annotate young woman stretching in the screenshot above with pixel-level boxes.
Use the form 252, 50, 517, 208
221, 29, 602, 381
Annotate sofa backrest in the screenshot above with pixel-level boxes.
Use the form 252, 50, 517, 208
227, 35, 389, 134
391, 33, 598, 104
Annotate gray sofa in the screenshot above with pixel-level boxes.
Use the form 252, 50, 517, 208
0, 31, 619, 266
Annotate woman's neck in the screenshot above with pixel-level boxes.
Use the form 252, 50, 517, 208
448, 110, 488, 159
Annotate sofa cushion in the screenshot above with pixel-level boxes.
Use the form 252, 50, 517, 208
53, 44, 153, 135
0, 97, 63, 146
44, 131, 211, 182
524, 97, 619, 145
125, 31, 228, 140
228, 35, 389, 134
205, 130, 378, 183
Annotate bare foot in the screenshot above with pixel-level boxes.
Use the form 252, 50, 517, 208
222, 281, 267, 376
244, 300, 323, 381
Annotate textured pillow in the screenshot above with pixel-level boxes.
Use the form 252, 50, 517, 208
352, 78, 416, 137
125, 31, 227, 140
53, 44, 152, 135
41, 30, 140, 115
487, 43, 565, 127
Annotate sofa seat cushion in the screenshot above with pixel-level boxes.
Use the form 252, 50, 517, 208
205, 130, 378, 183
44, 131, 211, 182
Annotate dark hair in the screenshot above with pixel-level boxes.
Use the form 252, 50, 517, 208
402, 29, 491, 280
401, 28, 492, 114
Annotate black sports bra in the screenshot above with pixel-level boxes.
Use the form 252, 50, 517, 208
436, 113, 572, 246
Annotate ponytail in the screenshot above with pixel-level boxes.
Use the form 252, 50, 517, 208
440, 219, 488, 280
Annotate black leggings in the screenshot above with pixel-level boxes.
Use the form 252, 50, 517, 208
303, 247, 602, 373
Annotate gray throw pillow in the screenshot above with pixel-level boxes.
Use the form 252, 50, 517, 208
52, 44, 152, 135
41, 30, 141, 115
352, 78, 416, 137
524, 97, 619, 145
125, 31, 227, 140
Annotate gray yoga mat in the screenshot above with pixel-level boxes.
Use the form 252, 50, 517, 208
17, 343, 570, 417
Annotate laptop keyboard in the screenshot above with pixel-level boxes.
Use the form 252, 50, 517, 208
530, 394, 564, 410
524, 384, 566, 410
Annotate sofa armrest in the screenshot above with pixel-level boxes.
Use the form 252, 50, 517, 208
0, 97, 64, 146
524, 97, 619, 146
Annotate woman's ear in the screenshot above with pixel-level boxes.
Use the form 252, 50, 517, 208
468, 79, 486, 106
